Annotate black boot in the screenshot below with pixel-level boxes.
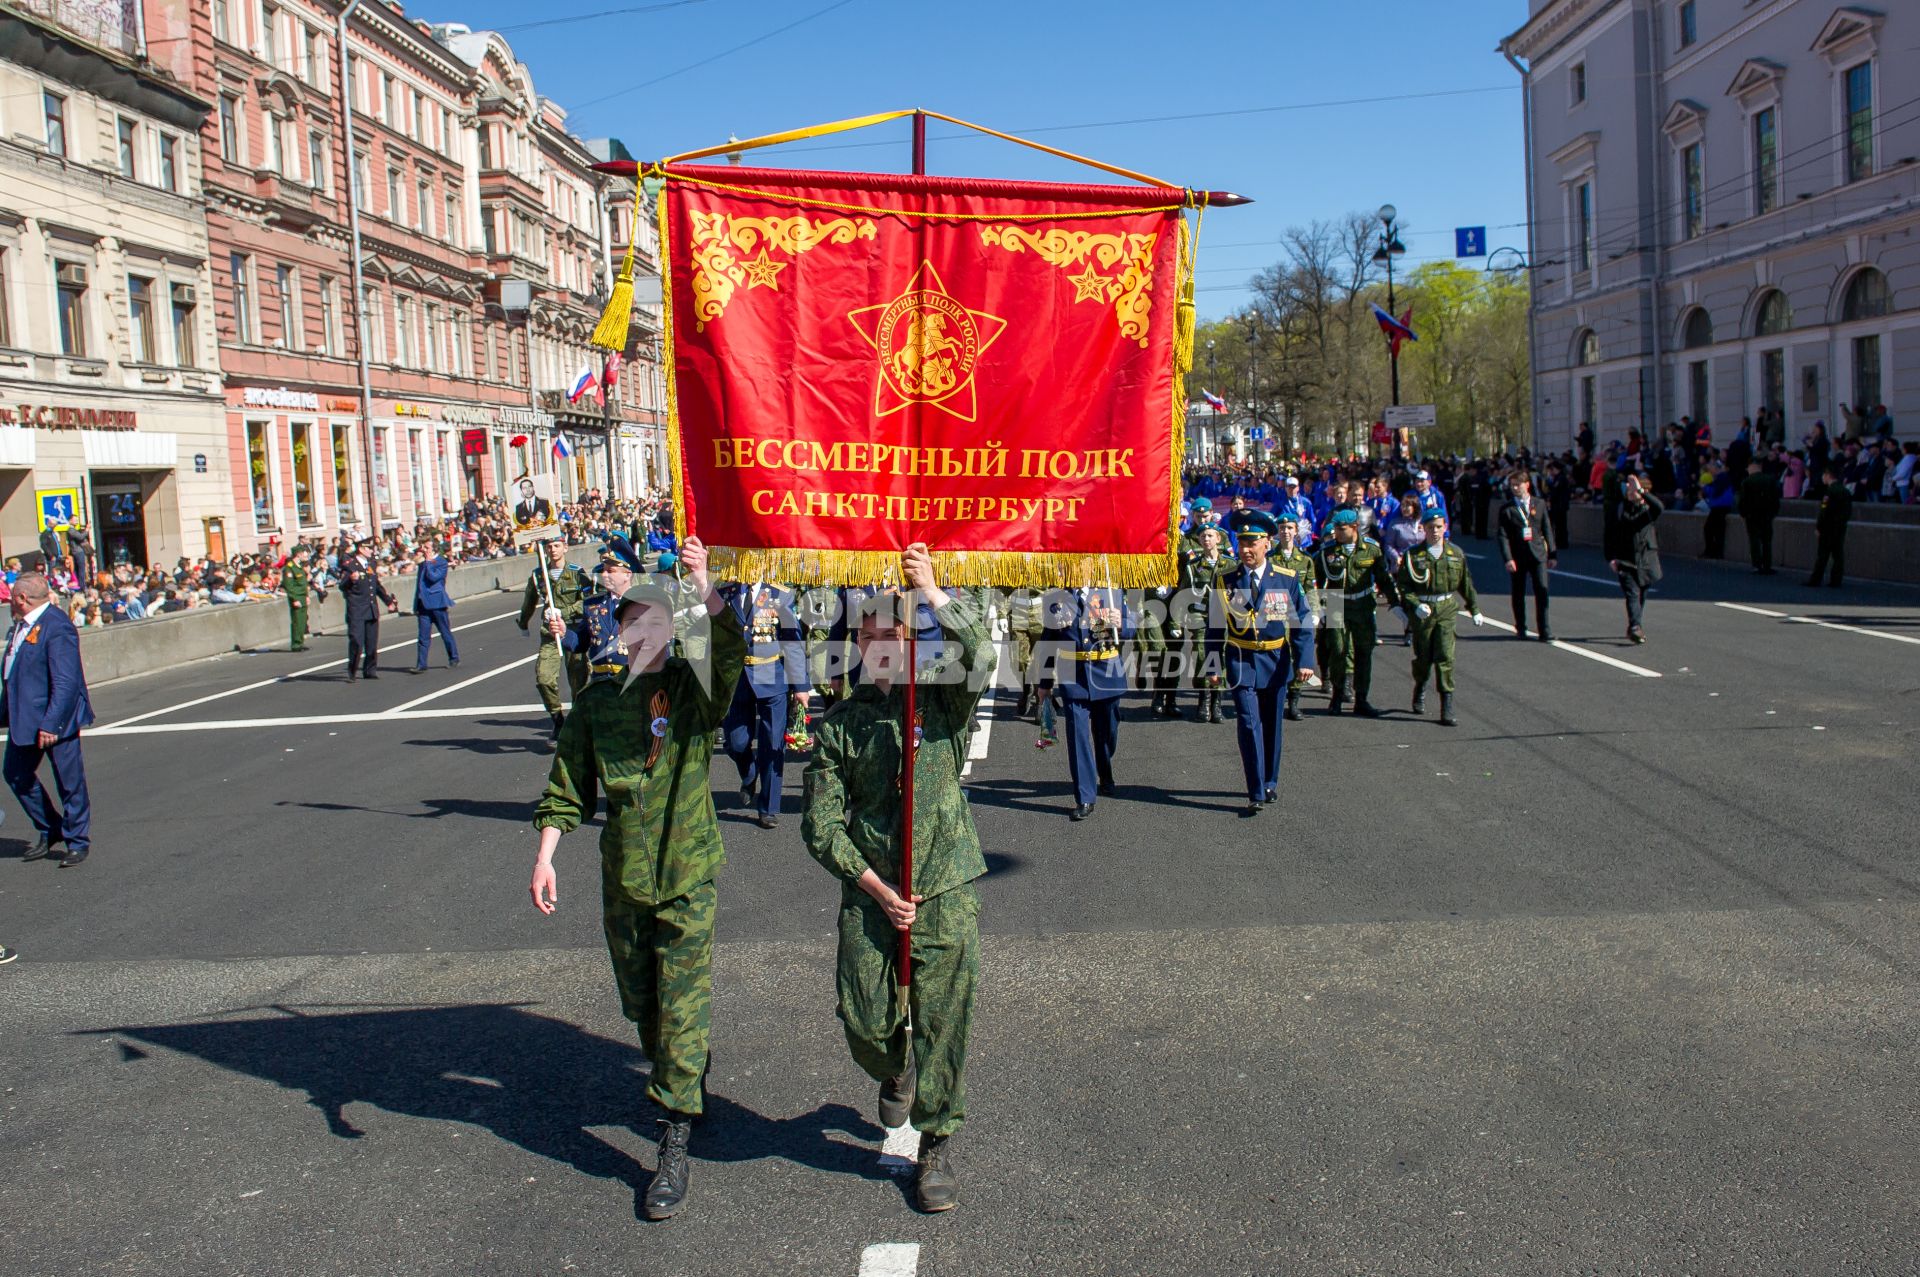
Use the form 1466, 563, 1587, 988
1354, 696, 1380, 717
1411, 684, 1427, 715
1159, 691, 1182, 719
1207, 690, 1224, 724
1284, 689, 1302, 721
1192, 691, 1210, 723
1327, 680, 1347, 716
915, 1132, 959, 1213
550, 711, 565, 739
1014, 687, 1031, 719
1440, 693, 1458, 727
643, 1115, 694, 1220
878, 1044, 917, 1129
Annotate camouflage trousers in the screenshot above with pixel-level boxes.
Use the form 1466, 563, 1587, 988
1322, 605, 1380, 702
836, 883, 979, 1137
604, 879, 716, 1116
534, 639, 588, 715
1410, 606, 1459, 695
287, 598, 308, 650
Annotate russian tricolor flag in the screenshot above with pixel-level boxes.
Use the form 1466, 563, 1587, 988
1371, 303, 1418, 356
552, 433, 574, 460
1203, 390, 1227, 412
566, 364, 599, 405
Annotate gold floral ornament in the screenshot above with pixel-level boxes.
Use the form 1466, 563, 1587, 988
978, 226, 1161, 348
687, 212, 878, 330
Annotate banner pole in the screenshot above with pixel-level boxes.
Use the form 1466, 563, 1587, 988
897, 109, 927, 1006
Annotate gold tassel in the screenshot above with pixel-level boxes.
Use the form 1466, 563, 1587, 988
591, 173, 645, 353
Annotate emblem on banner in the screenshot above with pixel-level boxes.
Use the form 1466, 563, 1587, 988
847, 261, 1006, 421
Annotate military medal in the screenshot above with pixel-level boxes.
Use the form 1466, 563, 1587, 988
644, 689, 670, 769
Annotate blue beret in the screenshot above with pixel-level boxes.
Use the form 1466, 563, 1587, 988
1190, 496, 1213, 512
1327, 508, 1359, 528
1421, 509, 1449, 525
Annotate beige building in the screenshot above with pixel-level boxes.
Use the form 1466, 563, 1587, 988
0, 0, 230, 568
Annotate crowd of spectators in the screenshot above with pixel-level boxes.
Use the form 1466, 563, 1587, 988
13, 488, 674, 629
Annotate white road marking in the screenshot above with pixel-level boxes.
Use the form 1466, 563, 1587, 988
858, 1242, 921, 1277
961, 637, 1013, 777
89, 702, 549, 737
384, 653, 539, 714
1715, 600, 1920, 647
878, 1122, 919, 1173
1475, 615, 1663, 677
97, 608, 522, 730
1460, 549, 1647, 590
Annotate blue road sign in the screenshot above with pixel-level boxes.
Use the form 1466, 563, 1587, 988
1455, 226, 1487, 257
1248, 426, 1264, 441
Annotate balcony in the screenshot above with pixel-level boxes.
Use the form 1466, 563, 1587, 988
20, 0, 136, 57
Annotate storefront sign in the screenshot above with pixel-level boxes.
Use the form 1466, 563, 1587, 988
441, 404, 495, 426
2, 403, 138, 430
328, 398, 359, 413
499, 406, 554, 430
394, 402, 433, 418
460, 428, 490, 457
241, 386, 322, 411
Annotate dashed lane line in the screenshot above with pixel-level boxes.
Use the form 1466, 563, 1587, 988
97, 608, 523, 730
1459, 548, 1647, 591
88, 702, 549, 737
1716, 600, 1920, 646
1474, 614, 1663, 677
384, 653, 540, 715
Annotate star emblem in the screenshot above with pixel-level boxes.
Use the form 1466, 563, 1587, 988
1068, 265, 1111, 303
741, 248, 786, 290
846, 261, 1007, 421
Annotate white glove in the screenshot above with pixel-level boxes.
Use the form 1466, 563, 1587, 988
1415, 604, 1432, 619
1471, 612, 1485, 627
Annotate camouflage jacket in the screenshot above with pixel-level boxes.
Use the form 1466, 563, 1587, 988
518, 563, 591, 636
534, 605, 747, 906
1393, 542, 1479, 616
802, 597, 990, 902
1311, 538, 1400, 613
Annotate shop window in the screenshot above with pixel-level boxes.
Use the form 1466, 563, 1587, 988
290, 421, 315, 525
247, 422, 274, 531
128, 275, 156, 363
56, 260, 88, 357
170, 282, 197, 366
331, 423, 355, 519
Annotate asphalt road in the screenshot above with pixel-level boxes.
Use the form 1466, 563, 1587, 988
2, 544, 1916, 1277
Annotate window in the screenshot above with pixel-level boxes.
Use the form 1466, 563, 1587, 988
117, 118, 138, 178
319, 276, 338, 356
426, 302, 441, 367
1574, 180, 1593, 275
127, 275, 156, 362
1844, 62, 1873, 182
219, 94, 239, 162
0, 249, 11, 346
303, 25, 322, 85
385, 73, 399, 126
44, 92, 67, 157
307, 131, 326, 190
1681, 142, 1704, 239
230, 252, 253, 342
360, 285, 384, 362
265, 114, 283, 175
1688, 361, 1708, 423
477, 125, 492, 170
394, 295, 413, 366
1570, 61, 1586, 106
1841, 268, 1890, 321
331, 424, 355, 519
386, 168, 403, 221
1852, 335, 1881, 410
211, 0, 229, 43
1579, 375, 1596, 434
56, 261, 87, 356
261, 5, 278, 67
482, 210, 496, 255
1678, 1, 1697, 48
1752, 107, 1777, 216
417, 179, 430, 233
247, 422, 273, 530
354, 154, 369, 211
276, 264, 297, 349
290, 421, 315, 524
409, 430, 426, 510
445, 194, 460, 247
1577, 330, 1601, 366
159, 132, 179, 192
1681, 308, 1713, 349
1754, 289, 1791, 337
1802, 365, 1820, 414
170, 282, 196, 366
1761, 350, 1785, 414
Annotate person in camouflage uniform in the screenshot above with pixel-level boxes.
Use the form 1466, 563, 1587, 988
1392, 511, 1484, 727
801, 543, 990, 1214
1267, 515, 1317, 722
1136, 579, 1181, 719
1310, 508, 1400, 717
282, 552, 312, 652
519, 538, 591, 737
1006, 587, 1045, 721
1178, 524, 1234, 723
530, 536, 744, 1222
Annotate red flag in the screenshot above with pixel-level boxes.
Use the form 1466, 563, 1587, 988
603, 351, 623, 390
660, 164, 1189, 586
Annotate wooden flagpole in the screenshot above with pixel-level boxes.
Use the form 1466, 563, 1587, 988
897, 110, 927, 998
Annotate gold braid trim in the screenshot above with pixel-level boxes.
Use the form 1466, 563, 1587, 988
702, 547, 1177, 589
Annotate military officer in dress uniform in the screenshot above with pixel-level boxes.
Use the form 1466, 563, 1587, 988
338, 540, 397, 681
1310, 508, 1400, 717
1218, 510, 1315, 817
1265, 513, 1317, 722
1036, 575, 1134, 821
519, 539, 592, 738
720, 578, 810, 829
1393, 511, 1484, 727
551, 536, 641, 703
1178, 524, 1235, 723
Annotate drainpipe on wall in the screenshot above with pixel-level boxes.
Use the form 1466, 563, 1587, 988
335, 0, 378, 533
1501, 42, 1541, 451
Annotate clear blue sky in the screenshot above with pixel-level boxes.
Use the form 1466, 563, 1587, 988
443, 0, 1530, 320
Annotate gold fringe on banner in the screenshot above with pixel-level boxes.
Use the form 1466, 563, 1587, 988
702, 547, 1179, 589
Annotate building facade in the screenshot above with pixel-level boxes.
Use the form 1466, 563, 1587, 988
141, 0, 660, 554
1502, 1, 1919, 452
0, 0, 229, 568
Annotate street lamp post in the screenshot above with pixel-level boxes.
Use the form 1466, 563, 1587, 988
1373, 203, 1407, 459
1205, 338, 1217, 462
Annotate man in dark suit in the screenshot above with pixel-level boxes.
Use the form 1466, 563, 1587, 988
1, 573, 94, 866
1496, 469, 1557, 641
410, 541, 459, 672
1604, 473, 1664, 644
513, 478, 553, 527
1737, 459, 1781, 575
339, 540, 397, 680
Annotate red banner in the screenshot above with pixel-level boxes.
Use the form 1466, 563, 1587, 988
659, 165, 1192, 586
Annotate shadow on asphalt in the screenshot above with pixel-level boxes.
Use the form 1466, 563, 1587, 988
279, 798, 534, 823
78, 1003, 892, 1220
401, 736, 554, 757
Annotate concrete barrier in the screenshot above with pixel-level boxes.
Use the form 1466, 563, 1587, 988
1561, 503, 1920, 584
78, 555, 541, 685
